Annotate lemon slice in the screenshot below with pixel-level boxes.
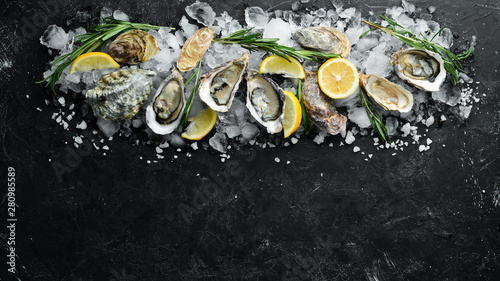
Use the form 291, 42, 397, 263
259, 55, 306, 79
317, 58, 359, 99
181, 107, 217, 140
282, 90, 302, 138
69, 52, 120, 74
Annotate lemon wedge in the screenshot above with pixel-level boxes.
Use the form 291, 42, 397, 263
259, 55, 305, 79
282, 90, 302, 138
317, 58, 359, 99
69, 52, 120, 74
181, 107, 217, 140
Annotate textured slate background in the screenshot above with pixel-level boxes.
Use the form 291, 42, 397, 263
1, 0, 499, 280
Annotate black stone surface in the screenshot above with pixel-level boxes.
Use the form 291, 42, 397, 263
1, 0, 499, 280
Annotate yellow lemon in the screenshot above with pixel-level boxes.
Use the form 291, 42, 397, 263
259, 55, 305, 79
317, 58, 359, 99
282, 90, 302, 138
69, 52, 120, 74
181, 107, 217, 140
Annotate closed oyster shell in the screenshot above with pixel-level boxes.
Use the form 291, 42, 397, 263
302, 70, 347, 135
146, 68, 185, 135
85, 69, 156, 120
293, 26, 351, 57
109, 30, 158, 64
198, 51, 249, 112
177, 27, 215, 72
359, 74, 414, 113
245, 70, 285, 134
390, 48, 446, 92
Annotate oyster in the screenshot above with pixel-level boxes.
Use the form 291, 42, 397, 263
302, 70, 347, 135
146, 68, 186, 135
85, 69, 155, 120
199, 52, 249, 112
109, 30, 158, 64
177, 27, 215, 72
293, 26, 351, 57
359, 74, 414, 113
245, 70, 285, 134
390, 48, 446, 92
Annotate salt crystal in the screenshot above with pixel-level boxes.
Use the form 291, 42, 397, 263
132, 119, 143, 128
170, 134, 186, 148
428, 6, 436, 14
353, 146, 360, 153
291, 137, 298, 144
400, 123, 411, 137
74, 136, 83, 144
385, 117, 399, 136
245, 6, 269, 29
155, 147, 163, 154
425, 116, 435, 127
275, 157, 281, 163
345, 131, 355, 145
58, 96, 66, 107
440, 115, 447, 121
102, 145, 109, 151
185, 1, 216, 27
427, 138, 433, 145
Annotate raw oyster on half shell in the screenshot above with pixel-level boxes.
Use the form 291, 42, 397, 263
146, 68, 186, 135
177, 27, 215, 72
109, 30, 158, 64
245, 70, 285, 134
293, 26, 351, 57
198, 52, 249, 112
85, 69, 156, 120
359, 74, 414, 113
390, 48, 446, 92
302, 70, 347, 135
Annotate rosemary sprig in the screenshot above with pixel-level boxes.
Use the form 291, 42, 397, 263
178, 63, 202, 131
296, 79, 311, 134
37, 17, 173, 94
361, 15, 473, 85
359, 86, 391, 143
213, 29, 340, 64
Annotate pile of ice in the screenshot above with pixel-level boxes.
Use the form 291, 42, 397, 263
39, 0, 478, 159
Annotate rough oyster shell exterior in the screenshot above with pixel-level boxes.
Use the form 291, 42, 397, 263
390, 48, 446, 92
146, 68, 185, 135
302, 70, 347, 135
109, 30, 159, 64
198, 51, 249, 112
177, 27, 215, 72
293, 26, 351, 58
359, 74, 414, 113
85, 69, 156, 120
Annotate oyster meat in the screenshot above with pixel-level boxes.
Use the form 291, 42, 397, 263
293, 26, 351, 57
177, 27, 215, 72
85, 69, 156, 120
146, 68, 186, 135
302, 70, 347, 135
390, 48, 446, 92
245, 70, 285, 134
109, 30, 158, 64
199, 52, 249, 112
359, 74, 414, 113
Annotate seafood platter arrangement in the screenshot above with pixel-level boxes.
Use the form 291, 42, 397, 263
38, 0, 477, 159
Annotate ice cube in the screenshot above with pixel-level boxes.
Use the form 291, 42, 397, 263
185, 1, 216, 27
241, 123, 260, 140
435, 27, 453, 49
345, 130, 355, 144
400, 122, 411, 137
97, 118, 120, 138
170, 133, 187, 148
402, 0, 416, 14
165, 32, 180, 50
100, 7, 113, 20
245, 6, 269, 29
65, 73, 81, 84
263, 18, 293, 47
113, 10, 129, 22
348, 106, 371, 129
339, 7, 356, 20
363, 42, 391, 77
385, 116, 399, 135
344, 26, 366, 46
355, 34, 379, 53
179, 16, 198, 38
209, 132, 228, 153
40, 25, 69, 50
225, 125, 241, 139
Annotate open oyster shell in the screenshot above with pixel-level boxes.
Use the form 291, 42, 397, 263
359, 74, 414, 113
109, 30, 158, 64
302, 70, 347, 135
146, 68, 185, 135
198, 51, 249, 112
85, 69, 156, 120
390, 48, 446, 92
245, 70, 285, 134
293, 26, 351, 57
177, 27, 215, 72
